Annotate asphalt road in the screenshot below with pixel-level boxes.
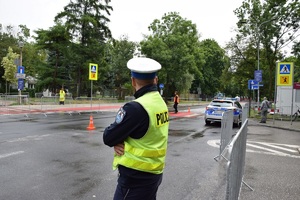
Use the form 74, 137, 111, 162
0, 109, 299, 200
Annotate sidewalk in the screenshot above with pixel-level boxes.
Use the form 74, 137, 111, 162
248, 117, 300, 132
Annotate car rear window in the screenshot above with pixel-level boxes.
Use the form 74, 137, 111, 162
210, 101, 233, 107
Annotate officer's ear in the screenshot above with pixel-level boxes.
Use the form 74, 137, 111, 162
131, 77, 137, 87
154, 76, 158, 84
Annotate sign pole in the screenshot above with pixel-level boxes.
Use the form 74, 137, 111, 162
291, 64, 294, 125
89, 63, 98, 111
19, 45, 23, 105
91, 80, 93, 109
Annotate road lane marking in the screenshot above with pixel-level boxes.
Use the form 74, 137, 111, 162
247, 143, 286, 154
0, 151, 24, 159
8, 134, 50, 143
253, 141, 298, 153
207, 139, 300, 159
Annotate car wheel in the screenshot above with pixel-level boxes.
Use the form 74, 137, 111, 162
205, 120, 211, 125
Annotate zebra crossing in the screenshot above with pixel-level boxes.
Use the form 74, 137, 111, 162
207, 139, 300, 159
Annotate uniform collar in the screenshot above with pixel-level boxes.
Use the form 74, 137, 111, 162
134, 84, 158, 99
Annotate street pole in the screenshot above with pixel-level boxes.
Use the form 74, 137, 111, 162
18, 41, 24, 105
257, 36, 260, 108
256, 17, 276, 108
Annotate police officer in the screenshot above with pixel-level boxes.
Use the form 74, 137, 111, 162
103, 57, 169, 200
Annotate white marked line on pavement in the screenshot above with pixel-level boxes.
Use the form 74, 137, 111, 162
207, 139, 220, 148
207, 139, 300, 159
252, 141, 299, 153
0, 151, 24, 159
8, 134, 50, 143
246, 143, 286, 155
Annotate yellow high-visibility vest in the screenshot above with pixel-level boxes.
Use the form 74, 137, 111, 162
113, 91, 169, 174
59, 90, 65, 101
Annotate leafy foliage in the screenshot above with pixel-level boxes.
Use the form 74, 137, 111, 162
53, 0, 113, 97
199, 39, 227, 96
1, 47, 18, 84
140, 12, 203, 98
232, 0, 300, 99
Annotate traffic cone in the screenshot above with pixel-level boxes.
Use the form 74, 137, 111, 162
87, 115, 96, 130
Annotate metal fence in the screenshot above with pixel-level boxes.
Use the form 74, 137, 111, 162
212, 107, 253, 199
0, 95, 119, 117
214, 110, 233, 161
225, 119, 253, 200
0, 94, 31, 117
242, 103, 249, 124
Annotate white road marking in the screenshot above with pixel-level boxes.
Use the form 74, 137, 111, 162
0, 151, 24, 159
8, 134, 50, 143
246, 143, 286, 155
253, 141, 298, 153
207, 139, 220, 148
207, 139, 300, 159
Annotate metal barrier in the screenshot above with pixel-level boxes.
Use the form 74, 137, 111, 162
242, 103, 249, 124
226, 119, 253, 200
73, 97, 100, 115
0, 95, 120, 117
214, 110, 233, 161
0, 94, 31, 116
40, 96, 74, 116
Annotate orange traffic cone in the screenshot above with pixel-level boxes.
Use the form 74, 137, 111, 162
87, 115, 96, 130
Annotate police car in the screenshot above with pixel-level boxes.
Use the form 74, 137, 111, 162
204, 98, 242, 126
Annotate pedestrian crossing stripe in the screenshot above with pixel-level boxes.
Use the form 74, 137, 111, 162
279, 64, 290, 74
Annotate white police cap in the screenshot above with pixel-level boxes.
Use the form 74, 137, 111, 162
127, 57, 161, 79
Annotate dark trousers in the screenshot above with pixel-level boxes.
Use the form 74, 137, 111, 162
260, 109, 268, 122
173, 103, 178, 113
113, 176, 162, 200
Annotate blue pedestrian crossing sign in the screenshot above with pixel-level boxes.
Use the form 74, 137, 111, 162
89, 63, 98, 80
279, 64, 290, 74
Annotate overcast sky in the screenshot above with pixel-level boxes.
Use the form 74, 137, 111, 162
0, 0, 242, 47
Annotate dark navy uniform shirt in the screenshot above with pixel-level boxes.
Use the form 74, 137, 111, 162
103, 84, 163, 188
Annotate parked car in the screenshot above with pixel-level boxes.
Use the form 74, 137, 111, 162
204, 98, 242, 126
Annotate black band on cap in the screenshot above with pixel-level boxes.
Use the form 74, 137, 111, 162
131, 71, 156, 79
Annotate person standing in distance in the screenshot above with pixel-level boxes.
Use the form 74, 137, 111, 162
260, 97, 270, 123
173, 91, 179, 113
59, 87, 65, 105
103, 57, 169, 200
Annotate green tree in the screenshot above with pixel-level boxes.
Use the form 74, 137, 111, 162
292, 42, 300, 82
1, 47, 19, 90
34, 23, 72, 93
0, 24, 18, 92
233, 0, 300, 99
54, 0, 113, 97
199, 39, 227, 96
140, 12, 203, 99
0, 24, 38, 93
107, 36, 136, 98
